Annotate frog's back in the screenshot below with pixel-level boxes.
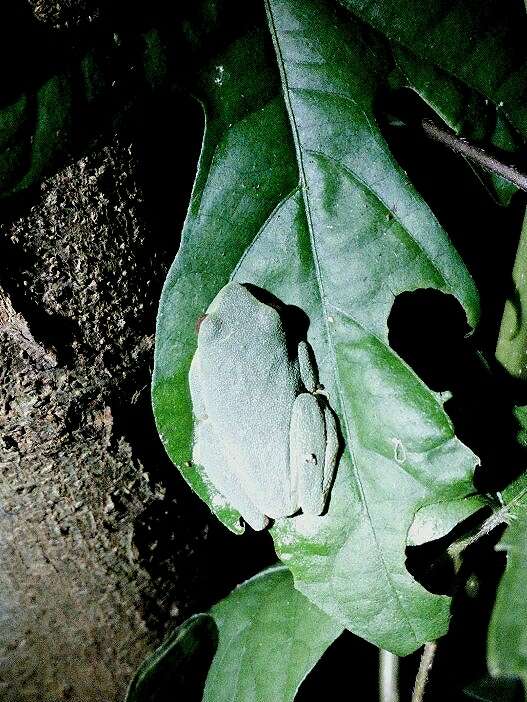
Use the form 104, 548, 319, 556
197, 283, 301, 518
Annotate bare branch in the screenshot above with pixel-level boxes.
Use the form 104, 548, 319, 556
379, 649, 399, 702
422, 119, 527, 193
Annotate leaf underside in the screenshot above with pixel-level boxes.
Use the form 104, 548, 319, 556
125, 614, 217, 702
338, 0, 527, 205
338, 0, 527, 138
488, 414, 527, 693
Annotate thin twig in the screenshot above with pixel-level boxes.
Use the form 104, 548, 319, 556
379, 649, 399, 702
422, 119, 527, 193
412, 641, 437, 702
448, 485, 527, 565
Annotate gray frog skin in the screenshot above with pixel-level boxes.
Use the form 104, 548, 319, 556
189, 282, 339, 531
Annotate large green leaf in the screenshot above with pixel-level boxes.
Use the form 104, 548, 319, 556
0, 21, 168, 200
125, 615, 217, 702
487, 425, 527, 692
126, 567, 343, 702
152, 0, 480, 654
204, 566, 343, 701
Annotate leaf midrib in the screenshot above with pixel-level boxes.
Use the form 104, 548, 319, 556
265, 0, 420, 645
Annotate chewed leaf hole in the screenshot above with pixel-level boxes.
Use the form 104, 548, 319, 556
405, 507, 491, 596
389, 291, 527, 492
388, 289, 471, 392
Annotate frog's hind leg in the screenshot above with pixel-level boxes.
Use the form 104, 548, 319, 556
290, 393, 327, 515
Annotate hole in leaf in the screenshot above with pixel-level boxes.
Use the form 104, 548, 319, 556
388, 290, 527, 492
377, 84, 525, 358
388, 289, 470, 392
405, 506, 492, 596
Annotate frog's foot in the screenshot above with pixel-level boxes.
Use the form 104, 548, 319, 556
240, 510, 270, 531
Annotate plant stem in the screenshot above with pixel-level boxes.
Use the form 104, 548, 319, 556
496, 207, 527, 377
411, 641, 437, 702
448, 504, 513, 563
379, 649, 399, 702
421, 119, 527, 193
446, 476, 527, 564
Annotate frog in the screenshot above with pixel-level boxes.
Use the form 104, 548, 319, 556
188, 282, 340, 531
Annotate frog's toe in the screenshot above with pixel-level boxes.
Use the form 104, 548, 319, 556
240, 508, 269, 531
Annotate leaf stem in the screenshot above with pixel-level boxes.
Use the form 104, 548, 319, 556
496, 207, 527, 377
411, 641, 437, 702
447, 480, 527, 562
421, 119, 527, 194
379, 649, 399, 702
448, 504, 513, 561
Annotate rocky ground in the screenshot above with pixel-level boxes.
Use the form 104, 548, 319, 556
0, 5, 273, 699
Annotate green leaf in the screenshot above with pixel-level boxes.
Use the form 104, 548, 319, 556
391, 47, 521, 206
515, 406, 527, 448
487, 510, 527, 690
338, 0, 527, 138
408, 495, 488, 547
464, 676, 522, 702
125, 614, 217, 702
0, 24, 168, 199
204, 566, 343, 702
487, 411, 527, 691
152, 0, 480, 654
126, 567, 343, 702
